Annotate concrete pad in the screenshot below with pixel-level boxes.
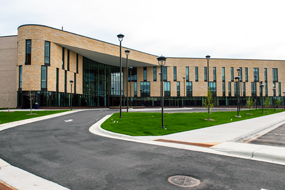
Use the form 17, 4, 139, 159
0, 165, 69, 190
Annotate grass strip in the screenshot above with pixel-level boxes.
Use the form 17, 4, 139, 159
101, 109, 284, 136
0, 110, 69, 124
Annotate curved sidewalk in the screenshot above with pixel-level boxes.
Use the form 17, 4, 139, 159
91, 111, 285, 166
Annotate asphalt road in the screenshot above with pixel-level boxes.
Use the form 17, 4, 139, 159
0, 110, 285, 190
250, 123, 285, 147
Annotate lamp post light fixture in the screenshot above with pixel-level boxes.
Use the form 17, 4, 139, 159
206, 55, 210, 89
157, 55, 167, 128
273, 83, 276, 112
235, 76, 241, 117
125, 50, 130, 113
70, 80, 74, 110
183, 77, 186, 107
254, 74, 257, 110
129, 66, 133, 108
260, 81, 264, 114
117, 33, 124, 117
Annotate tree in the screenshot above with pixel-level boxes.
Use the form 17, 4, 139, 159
264, 97, 270, 108
27, 90, 37, 115
275, 99, 281, 111
246, 97, 255, 115
203, 87, 214, 120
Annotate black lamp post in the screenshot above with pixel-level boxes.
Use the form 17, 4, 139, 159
237, 68, 241, 112
183, 77, 186, 107
283, 92, 285, 110
235, 76, 241, 117
125, 50, 130, 113
129, 66, 133, 108
273, 83, 276, 112
260, 81, 264, 114
254, 74, 257, 110
157, 55, 167, 128
70, 80, 73, 110
117, 33, 124, 117
206, 55, 210, 89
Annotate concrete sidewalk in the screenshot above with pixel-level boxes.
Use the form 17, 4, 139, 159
92, 111, 285, 166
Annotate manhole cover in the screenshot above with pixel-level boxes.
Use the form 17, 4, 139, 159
168, 175, 200, 188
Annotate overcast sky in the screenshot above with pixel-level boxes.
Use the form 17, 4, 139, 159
1, 0, 285, 60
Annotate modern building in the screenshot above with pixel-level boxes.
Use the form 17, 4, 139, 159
0, 24, 284, 108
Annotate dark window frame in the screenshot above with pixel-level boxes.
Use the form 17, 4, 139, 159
25, 39, 31, 65
173, 66, 177, 81
195, 67, 198, 82
41, 66, 47, 91
44, 41, 50, 66
153, 67, 157, 81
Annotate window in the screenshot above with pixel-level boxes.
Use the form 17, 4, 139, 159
273, 83, 276, 96
62, 48, 65, 69
64, 70, 67, 93
76, 54, 79, 73
195, 67, 198, 82
234, 82, 238, 96
213, 67, 216, 82
239, 68, 243, 82
134, 82, 137, 96
209, 82, 216, 96
164, 82, 170, 97
279, 82, 281, 96
163, 66, 167, 81
204, 67, 207, 81
153, 67, 157, 81
128, 67, 137, 81
222, 82, 225, 96
186, 82, 192, 96
253, 68, 259, 81
67, 50, 70, 71
265, 82, 268, 96
19, 66, 22, 89
44, 41, 50, 66
140, 82, 150, 97
41, 66, 47, 90
228, 82, 231, 96
143, 67, 147, 81
25, 39, 31, 65
243, 82, 246, 97
251, 82, 256, 97
273, 68, 278, 82
186, 67, 189, 81
245, 67, 248, 82
222, 67, 225, 82
231, 67, 234, 82
177, 82, 180, 97
56, 68, 59, 92
74, 73, 76, 94
173, 66, 177, 81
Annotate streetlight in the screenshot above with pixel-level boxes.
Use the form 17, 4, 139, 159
254, 74, 257, 110
260, 81, 264, 114
157, 55, 167, 128
183, 77, 186, 107
237, 68, 241, 112
235, 76, 241, 117
129, 66, 133, 108
273, 83, 276, 112
117, 33, 124, 117
206, 55, 210, 89
70, 80, 73, 110
283, 91, 285, 110
125, 49, 130, 113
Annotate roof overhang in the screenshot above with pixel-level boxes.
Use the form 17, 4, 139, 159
57, 43, 157, 67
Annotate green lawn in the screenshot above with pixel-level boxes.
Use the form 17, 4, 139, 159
101, 109, 285, 136
0, 110, 70, 124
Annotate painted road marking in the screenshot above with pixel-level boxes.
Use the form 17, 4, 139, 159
64, 119, 73, 122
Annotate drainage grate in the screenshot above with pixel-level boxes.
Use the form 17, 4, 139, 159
168, 175, 201, 188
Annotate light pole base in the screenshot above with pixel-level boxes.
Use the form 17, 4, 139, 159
161, 126, 165, 129
235, 115, 241, 118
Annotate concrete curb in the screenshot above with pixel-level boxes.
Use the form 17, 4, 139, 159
211, 142, 285, 165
